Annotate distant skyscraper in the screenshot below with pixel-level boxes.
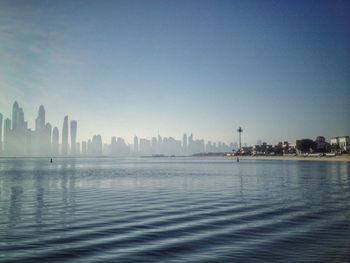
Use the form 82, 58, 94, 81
157, 134, 163, 153
62, 116, 69, 156
188, 133, 194, 154
92, 135, 102, 155
34, 105, 46, 156
87, 139, 92, 155
70, 120, 77, 155
134, 136, 138, 155
76, 142, 81, 155
52, 127, 59, 156
4, 118, 11, 154
139, 138, 152, 155
0, 113, 3, 152
24, 127, 33, 155
12, 101, 19, 132
45, 123, 52, 155
82, 141, 87, 155
18, 108, 24, 131
111, 136, 117, 155
151, 137, 157, 154
35, 105, 45, 132
182, 133, 187, 155
10, 102, 27, 155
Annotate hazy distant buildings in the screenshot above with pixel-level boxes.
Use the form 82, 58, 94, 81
76, 142, 81, 155
134, 136, 138, 155
45, 123, 52, 155
188, 134, 194, 154
70, 120, 77, 155
82, 141, 87, 155
0, 102, 82, 156
62, 116, 69, 156
111, 136, 117, 155
91, 135, 102, 155
36, 105, 45, 131
4, 118, 11, 154
12, 101, 19, 132
35, 105, 47, 156
8, 100, 341, 157
0, 113, 2, 152
8, 101, 27, 155
0, 101, 249, 157
182, 133, 187, 155
11, 102, 19, 154
52, 127, 59, 156
117, 137, 129, 156
140, 138, 151, 155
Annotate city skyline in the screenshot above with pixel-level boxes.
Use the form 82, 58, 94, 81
1, 2, 350, 263
1, 1, 349, 144
0, 100, 348, 157
0, 101, 240, 157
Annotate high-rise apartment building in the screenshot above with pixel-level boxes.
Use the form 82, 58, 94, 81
134, 136, 138, 155
52, 127, 59, 156
4, 118, 11, 154
182, 133, 187, 155
62, 116, 69, 156
70, 120, 77, 155
0, 113, 3, 152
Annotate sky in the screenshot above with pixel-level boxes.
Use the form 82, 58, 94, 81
0, 0, 349, 145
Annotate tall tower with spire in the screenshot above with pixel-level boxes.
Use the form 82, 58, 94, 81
237, 126, 243, 152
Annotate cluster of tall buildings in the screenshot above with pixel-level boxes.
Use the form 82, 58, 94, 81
77, 134, 235, 157
0, 101, 237, 157
130, 134, 236, 156
0, 101, 77, 157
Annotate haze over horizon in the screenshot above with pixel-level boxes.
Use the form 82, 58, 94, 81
1, 0, 349, 145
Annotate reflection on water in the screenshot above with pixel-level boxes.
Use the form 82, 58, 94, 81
8, 186, 23, 228
0, 158, 349, 262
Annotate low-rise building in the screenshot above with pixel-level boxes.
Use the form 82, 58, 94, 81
330, 136, 350, 152
315, 136, 328, 152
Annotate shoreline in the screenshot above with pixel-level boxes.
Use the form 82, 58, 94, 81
200, 154, 350, 162
0, 155, 349, 162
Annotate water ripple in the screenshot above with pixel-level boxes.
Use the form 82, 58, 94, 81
0, 158, 349, 262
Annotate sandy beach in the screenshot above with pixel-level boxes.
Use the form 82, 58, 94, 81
193, 154, 350, 162
226, 154, 350, 162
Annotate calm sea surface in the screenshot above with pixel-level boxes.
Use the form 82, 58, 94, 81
0, 157, 349, 262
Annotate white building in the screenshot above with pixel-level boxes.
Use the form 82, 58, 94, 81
330, 136, 349, 152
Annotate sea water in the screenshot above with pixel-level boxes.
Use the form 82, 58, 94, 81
0, 157, 349, 262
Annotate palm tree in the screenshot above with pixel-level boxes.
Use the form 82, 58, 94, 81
237, 126, 243, 152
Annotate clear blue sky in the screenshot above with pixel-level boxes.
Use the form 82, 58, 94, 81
0, 0, 349, 145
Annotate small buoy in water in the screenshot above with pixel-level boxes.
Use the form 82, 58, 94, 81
50, 158, 53, 163
237, 157, 239, 162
